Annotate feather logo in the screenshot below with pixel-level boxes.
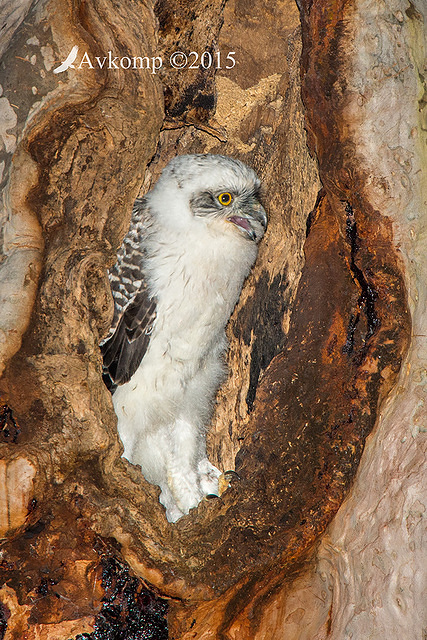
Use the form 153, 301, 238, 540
53, 45, 79, 74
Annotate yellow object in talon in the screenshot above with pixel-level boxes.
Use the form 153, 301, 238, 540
218, 470, 240, 496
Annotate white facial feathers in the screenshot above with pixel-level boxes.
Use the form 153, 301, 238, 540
147, 154, 267, 242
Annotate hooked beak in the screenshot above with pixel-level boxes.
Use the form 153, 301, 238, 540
228, 204, 267, 242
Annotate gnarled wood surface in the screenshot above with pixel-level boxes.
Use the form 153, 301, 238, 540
0, 0, 423, 638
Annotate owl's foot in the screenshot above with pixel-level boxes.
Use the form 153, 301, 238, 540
218, 470, 240, 496
164, 468, 204, 521
198, 458, 222, 496
160, 463, 238, 522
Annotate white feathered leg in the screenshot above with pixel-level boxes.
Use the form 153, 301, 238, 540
164, 418, 204, 519
158, 485, 184, 523
159, 425, 221, 521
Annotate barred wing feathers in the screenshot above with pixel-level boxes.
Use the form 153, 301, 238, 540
101, 198, 156, 391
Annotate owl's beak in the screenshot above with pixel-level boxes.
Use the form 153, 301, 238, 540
228, 204, 267, 242
251, 204, 268, 231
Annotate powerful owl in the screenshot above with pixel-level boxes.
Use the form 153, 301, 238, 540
101, 154, 267, 522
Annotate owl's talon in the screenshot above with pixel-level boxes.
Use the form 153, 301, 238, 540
223, 470, 240, 481
218, 470, 240, 495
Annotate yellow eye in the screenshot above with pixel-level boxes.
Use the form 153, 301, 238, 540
218, 192, 233, 206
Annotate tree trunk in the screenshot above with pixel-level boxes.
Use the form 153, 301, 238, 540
0, 0, 424, 638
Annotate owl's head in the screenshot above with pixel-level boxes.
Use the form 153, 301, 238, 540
150, 154, 267, 243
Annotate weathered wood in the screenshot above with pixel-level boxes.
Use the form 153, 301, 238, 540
0, 0, 422, 637
246, 1, 426, 637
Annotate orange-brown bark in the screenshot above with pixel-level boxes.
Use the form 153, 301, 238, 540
0, 0, 416, 638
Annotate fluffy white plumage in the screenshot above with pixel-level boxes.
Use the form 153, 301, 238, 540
101, 154, 266, 521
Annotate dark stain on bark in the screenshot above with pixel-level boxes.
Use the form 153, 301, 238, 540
0, 403, 20, 443
165, 73, 216, 120
235, 270, 289, 412
153, 0, 223, 121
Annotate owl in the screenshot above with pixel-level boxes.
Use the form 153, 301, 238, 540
101, 154, 266, 521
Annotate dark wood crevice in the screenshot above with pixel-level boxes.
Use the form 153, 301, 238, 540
343, 201, 380, 356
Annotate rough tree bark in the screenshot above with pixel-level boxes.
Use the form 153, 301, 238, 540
0, 0, 424, 639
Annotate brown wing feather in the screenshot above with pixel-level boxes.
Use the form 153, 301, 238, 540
100, 198, 157, 392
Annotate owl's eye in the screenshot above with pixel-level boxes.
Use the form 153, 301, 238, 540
218, 192, 233, 206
